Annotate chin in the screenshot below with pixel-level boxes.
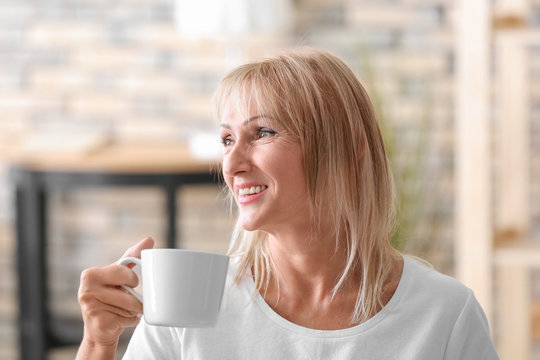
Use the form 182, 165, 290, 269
240, 222, 258, 232
239, 215, 262, 232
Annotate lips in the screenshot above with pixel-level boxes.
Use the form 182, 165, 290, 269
238, 185, 268, 195
236, 183, 268, 204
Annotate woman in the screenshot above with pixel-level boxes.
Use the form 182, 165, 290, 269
77, 48, 499, 359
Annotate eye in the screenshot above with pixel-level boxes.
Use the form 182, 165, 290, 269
256, 128, 277, 139
220, 136, 234, 147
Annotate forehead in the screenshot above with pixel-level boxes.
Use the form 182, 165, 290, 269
221, 92, 257, 116
217, 80, 276, 117
220, 98, 274, 126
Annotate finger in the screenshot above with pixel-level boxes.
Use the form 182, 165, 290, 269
80, 265, 140, 289
79, 286, 141, 320
121, 236, 155, 259
118, 315, 141, 329
93, 286, 143, 315
98, 296, 143, 319
82, 302, 141, 335
101, 313, 140, 330
81, 292, 141, 319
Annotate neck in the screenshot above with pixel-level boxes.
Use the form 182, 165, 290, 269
265, 225, 357, 301
258, 225, 403, 330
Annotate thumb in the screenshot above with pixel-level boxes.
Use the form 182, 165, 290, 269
120, 236, 155, 260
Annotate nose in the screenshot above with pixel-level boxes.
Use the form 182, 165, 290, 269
222, 141, 251, 178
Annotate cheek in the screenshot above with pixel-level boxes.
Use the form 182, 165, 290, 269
275, 156, 306, 193
221, 165, 233, 191
223, 175, 234, 193
289, 169, 308, 196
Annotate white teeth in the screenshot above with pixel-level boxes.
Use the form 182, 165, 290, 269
239, 185, 267, 196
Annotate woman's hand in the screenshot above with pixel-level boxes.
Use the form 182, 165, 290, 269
76, 237, 155, 359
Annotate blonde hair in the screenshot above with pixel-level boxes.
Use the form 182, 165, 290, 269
213, 47, 398, 324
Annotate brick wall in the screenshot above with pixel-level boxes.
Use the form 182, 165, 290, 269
0, 0, 538, 358
0, 0, 465, 358
0, 1, 245, 357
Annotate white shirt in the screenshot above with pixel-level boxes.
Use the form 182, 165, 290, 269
123, 257, 499, 359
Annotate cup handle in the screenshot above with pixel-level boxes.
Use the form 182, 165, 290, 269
117, 257, 143, 303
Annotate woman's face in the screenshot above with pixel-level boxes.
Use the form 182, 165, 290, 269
220, 102, 310, 233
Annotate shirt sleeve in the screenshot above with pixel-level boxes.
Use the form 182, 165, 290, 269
122, 319, 183, 359
443, 290, 499, 360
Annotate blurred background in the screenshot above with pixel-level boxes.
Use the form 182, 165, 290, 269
0, 0, 538, 359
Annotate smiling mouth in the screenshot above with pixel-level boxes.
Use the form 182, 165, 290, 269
238, 185, 268, 196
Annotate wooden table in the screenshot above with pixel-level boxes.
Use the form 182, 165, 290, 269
8, 142, 220, 360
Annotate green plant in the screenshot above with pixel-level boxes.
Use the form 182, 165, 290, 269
354, 46, 433, 252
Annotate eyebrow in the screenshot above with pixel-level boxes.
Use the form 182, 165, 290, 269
219, 114, 270, 129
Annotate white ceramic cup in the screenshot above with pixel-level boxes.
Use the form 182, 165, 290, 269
118, 249, 229, 327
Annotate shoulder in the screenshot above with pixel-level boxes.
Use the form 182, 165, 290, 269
395, 257, 493, 342
392, 257, 498, 359
400, 256, 474, 311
